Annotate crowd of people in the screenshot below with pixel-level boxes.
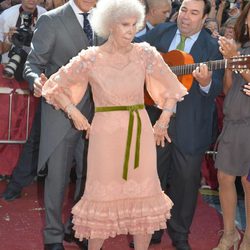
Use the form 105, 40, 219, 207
0, 0, 250, 250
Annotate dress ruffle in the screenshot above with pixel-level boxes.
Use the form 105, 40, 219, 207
72, 192, 173, 240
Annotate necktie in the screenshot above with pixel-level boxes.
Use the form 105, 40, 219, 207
82, 13, 93, 46
176, 35, 187, 51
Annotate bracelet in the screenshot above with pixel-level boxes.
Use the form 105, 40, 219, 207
155, 121, 169, 129
64, 103, 75, 119
162, 107, 175, 113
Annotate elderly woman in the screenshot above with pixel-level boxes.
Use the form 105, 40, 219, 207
213, 2, 250, 250
42, 0, 187, 249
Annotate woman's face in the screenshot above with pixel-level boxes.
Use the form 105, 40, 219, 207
111, 16, 137, 47
224, 24, 235, 39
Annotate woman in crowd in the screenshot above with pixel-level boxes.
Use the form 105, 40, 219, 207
222, 17, 238, 40
41, 0, 187, 249
213, 2, 250, 250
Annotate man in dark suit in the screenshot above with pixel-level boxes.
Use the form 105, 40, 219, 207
23, 0, 103, 249
136, 0, 223, 249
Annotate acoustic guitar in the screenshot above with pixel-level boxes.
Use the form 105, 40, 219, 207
145, 50, 250, 106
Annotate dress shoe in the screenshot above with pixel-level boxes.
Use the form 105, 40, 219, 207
64, 232, 75, 243
78, 239, 88, 250
129, 238, 161, 248
64, 233, 88, 250
1, 188, 21, 201
44, 243, 65, 250
172, 240, 191, 250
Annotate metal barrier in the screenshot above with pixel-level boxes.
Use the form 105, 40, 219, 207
0, 87, 31, 144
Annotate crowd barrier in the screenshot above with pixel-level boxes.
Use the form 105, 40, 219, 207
0, 64, 39, 175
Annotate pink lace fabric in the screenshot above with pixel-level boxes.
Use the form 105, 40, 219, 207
42, 42, 187, 240
73, 192, 173, 240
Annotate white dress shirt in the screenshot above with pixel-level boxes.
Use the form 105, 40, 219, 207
135, 21, 154, 37
69, 0, 94, 41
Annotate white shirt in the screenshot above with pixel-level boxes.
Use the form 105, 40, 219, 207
169, 29, 200, 53
69, 0, 94, 40
69, 0, 85, 28
135, 21, 154, 37
0, 4, 47, 63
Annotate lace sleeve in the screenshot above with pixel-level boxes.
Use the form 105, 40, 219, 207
42, 48, 95, 110
139, 42, 188, 108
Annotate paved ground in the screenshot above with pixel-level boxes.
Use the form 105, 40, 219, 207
0, 179, 226, 250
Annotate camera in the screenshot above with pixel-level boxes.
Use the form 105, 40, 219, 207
3, 12, 33, 80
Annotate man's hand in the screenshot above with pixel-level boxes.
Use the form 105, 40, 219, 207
3, 27, 17, 44
34, 73, 47, 97
192, 63, 212, 87
1, 27, 17, 54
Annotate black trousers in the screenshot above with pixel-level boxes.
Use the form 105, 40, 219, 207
167, 143, 203, 240
146, 105, 204, 241
153, 141, 203, 241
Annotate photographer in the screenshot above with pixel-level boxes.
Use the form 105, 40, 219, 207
0, 0, 46, 80
0, 0, 45, 201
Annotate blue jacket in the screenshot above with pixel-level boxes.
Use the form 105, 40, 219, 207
136, 22, 223, 154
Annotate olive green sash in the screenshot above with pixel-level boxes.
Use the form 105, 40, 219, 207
95, 104, 145, 180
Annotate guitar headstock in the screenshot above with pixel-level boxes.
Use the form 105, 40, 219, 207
227, 55, 250, 73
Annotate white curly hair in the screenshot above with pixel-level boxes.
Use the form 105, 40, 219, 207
90, 0, 145, 39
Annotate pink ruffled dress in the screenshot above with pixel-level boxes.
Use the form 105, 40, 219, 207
42, 42, 187, 240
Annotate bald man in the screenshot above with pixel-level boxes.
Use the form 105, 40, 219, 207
136, 0, 171, 37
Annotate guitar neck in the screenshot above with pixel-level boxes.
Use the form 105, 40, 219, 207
170, 59, 227, 76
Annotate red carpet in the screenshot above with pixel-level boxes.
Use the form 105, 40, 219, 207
0, 180, 223, 250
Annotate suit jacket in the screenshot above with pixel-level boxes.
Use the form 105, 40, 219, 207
136, 22, 223, 154
24, 3, 104, 171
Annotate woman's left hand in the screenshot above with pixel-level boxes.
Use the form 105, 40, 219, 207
70, 108, 91, 138
218, 36, 239, 59
243, 83, 250, 96
153, 120, 171, 147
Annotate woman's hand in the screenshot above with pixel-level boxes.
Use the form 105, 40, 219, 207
218, 36, 239, 59
153, 107, 174, 147
153, 120, 171, 147
69, 107, 91, 138
153, 116, 171, 147
243, 83, 250, 96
